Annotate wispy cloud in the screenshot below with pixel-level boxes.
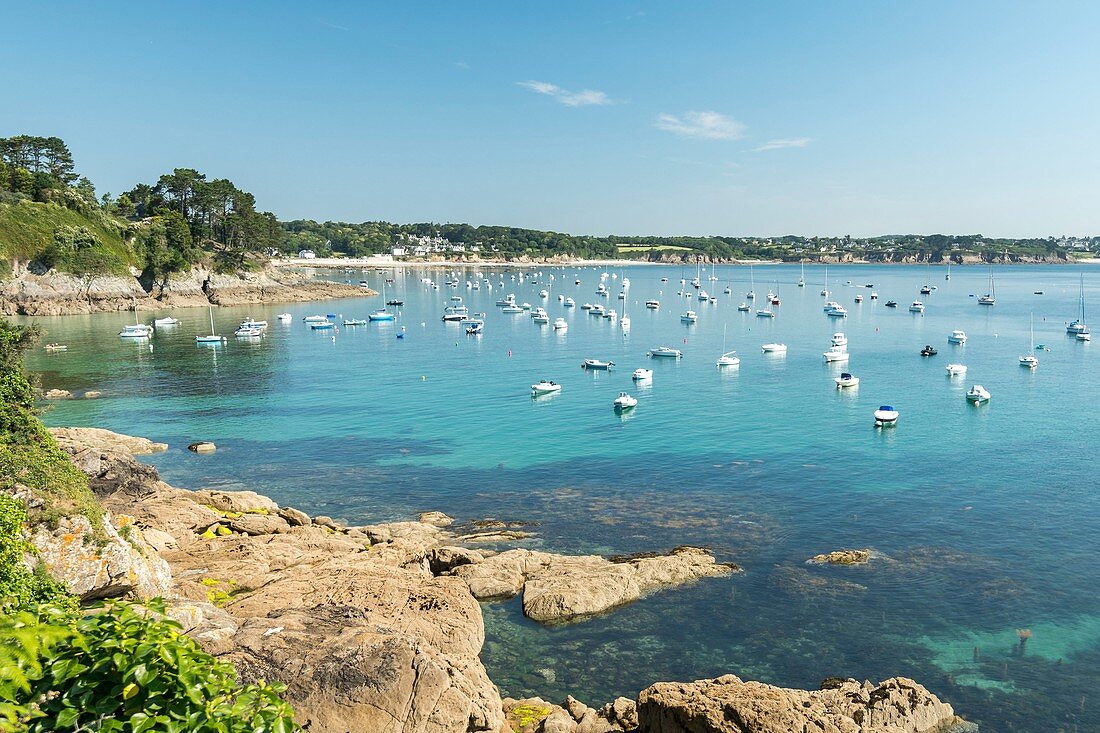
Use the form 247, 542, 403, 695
454, 61, 470, 70
517, 80, 613, 107
319, 20, 351, 31
655, 111, 745, 140
754, 137, 812, 152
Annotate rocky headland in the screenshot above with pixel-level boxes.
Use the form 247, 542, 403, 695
0, 263, 373, 316
18, 427, 971, 733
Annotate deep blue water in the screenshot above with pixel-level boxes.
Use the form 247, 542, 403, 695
23, 263, 1100, 732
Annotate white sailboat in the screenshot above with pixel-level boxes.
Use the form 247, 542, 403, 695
978, 262, 996, 305
798, 260, 805, 287
746, 264, 755, 300
196, 306, 226, 344
717, 325, 739, 366
820, 265, 829, 297
1068, 274, 1088, 334
1019, 313, 1038, 368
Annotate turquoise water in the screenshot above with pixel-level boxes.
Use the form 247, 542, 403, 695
24, 263, 1100, 731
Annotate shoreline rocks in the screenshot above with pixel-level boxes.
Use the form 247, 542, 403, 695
637, 675, 964, 733
0, 265, 374, 316
29, 427, 965, 733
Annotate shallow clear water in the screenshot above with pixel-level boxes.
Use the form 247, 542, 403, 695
24, 263, 1100, 731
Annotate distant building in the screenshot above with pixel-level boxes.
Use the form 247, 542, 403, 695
298, 250, 316, 259
391, 246, 407, 257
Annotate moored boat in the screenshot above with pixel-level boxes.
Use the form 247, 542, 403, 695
835, 372, 859, 388
948, 330, 967, 344
581, 358, 614, 370
531, 380, 561, 396
966, 384, 991, 403
613, 392, 638, 411
648, 346, 683, 358
874, 405, 899, 427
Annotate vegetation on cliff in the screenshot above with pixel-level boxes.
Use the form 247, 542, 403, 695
1, 133, 1093, 276
0, 316, 298, 732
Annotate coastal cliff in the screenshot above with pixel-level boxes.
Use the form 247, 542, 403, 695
0, 263, 373, 316
22, 427, 969, 733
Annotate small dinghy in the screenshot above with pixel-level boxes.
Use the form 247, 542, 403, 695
632, 368, 653, 381
581, 359, 614, 370
920, 345, 938, 357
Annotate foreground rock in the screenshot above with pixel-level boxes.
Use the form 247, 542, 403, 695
452, 547, 738, 623
637, 675, 963, 733
36, 427, 965, 733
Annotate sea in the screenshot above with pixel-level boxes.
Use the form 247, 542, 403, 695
22, 262, 1100, 732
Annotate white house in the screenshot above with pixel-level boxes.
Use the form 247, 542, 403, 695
298, 249, 316, 259
391, 246, 407, 257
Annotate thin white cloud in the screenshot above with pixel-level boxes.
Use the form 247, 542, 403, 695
655, 111, 745, 140
517, 80, 613, 107
755, 137, 812, 152
454, 61, 470, 69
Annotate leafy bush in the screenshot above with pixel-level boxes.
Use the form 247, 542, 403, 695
0, 496, 70, 611
0, 601, 298, 732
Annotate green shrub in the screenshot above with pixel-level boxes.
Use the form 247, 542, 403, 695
0, 496, 70, 611
0, 600, 298, 732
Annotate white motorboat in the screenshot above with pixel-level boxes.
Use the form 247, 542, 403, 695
564, 297, 576, 307
235, 325, 264, 338
43, 343, 68, 352
521, 303, 532, 310
948, 330, 967, 344
945, 363, 968, 376
531, 380, 562, 396
632, 368, 653, 381
645, 300, 660, 309
580, 302, 593, 310
761, 343, 787, 353
539, 289, 549, 298
496, 294, 517, 307
605, 309, 617, 321
466, 321, 484, 335
870, 292, 878, 300
613, 392, 638, 411
834, 372, 859, 388
737, 302, 750, 312
823, 345, 850, 363
501, 304, 524, 313
756, 309, 775, 318
698, 290, 709, 302
854, 294, 864, 303
276, 313, 292, 323
581, 358, 614, 370
119, 323, 153, 338
648, 346, 683, 358
717, 351, 740, 367
553, 317, 568, 330
909, 301, 925, 313
966, 384, 991, 403
589, 304, 605, 316
831, 332, 847, 347
532, 313, 550, 324
620, 315, 631, 332
681, 311, 698, 323
1078, 331, 1092, 341
153, 317, 180, 327
303, 315, 328, 323
450, 295, 463, 303
310, 321, 335, 330
825, 303, 848, 317
240, 318, 267, 330
874, 405, 899, 427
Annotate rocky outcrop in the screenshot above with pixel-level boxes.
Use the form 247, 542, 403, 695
50, 427, 168, 456
636, 675, 963, 733
29, 512, 172, 601
453, 547, 738, 623
808, 548, 871, 565
0, 265, 374, 316
38, 427, 965, 733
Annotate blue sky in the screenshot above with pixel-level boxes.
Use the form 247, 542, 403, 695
3, 1, 1098, 237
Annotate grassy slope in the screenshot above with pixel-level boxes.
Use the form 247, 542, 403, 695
0, 199, 136, 270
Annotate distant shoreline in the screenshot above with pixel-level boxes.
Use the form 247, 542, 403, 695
273, 255, 1088, 270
